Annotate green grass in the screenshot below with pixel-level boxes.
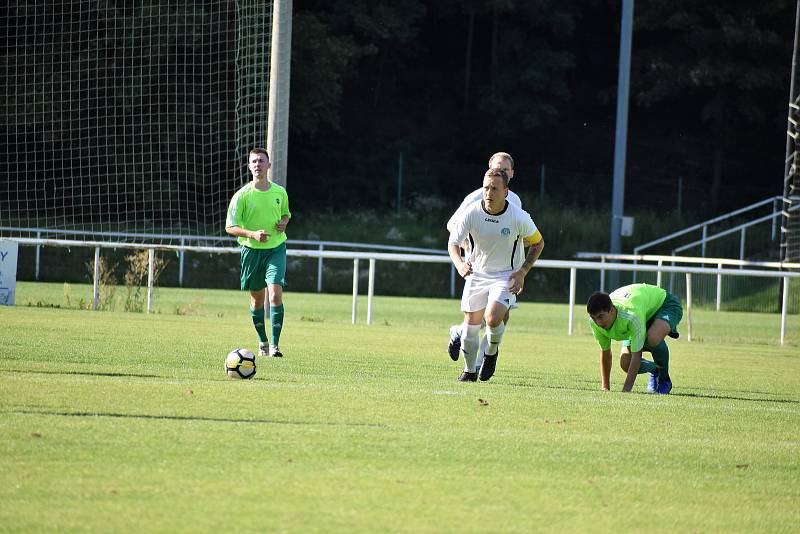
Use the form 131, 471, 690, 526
2, 282, 799, 532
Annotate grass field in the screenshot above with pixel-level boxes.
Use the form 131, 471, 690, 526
2, 282, 799, 532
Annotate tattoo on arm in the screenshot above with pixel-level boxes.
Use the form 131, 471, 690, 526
521, 240, 544, 273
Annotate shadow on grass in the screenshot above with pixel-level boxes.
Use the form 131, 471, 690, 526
1, 369, 162, 379
11, 409, 385, 427
668, 391, 800, 404
501, 376, 800, 404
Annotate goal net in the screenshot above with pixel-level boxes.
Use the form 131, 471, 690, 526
0, 0, 272, 245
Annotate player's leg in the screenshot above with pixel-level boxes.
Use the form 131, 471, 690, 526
453, 317, 488, 364
619, 344, 660, 392
459, 311, 484, 381
478, 282, 512, 381
475, 328, 487, 370
477, 299, 512, 371
457, 275, 488, 381
447, 322, 462, 361
265, 243, 288, 357
249, 289, 268, 353
646, 319, 674, 394
241, 246, 270, 354
646, 294, 683, 394
484, 303, 508, 356
447, 245, 470, 361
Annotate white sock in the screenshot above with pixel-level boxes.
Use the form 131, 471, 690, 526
462, 323, 481, 372
449, 323, 463, 341
485, 322, 506, 356
476, 335, 488, 369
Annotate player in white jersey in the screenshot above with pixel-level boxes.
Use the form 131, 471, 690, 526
447, 167, 544, 381
445, 152, 523, 367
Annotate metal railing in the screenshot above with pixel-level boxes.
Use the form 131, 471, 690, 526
5, 237, 799, 345
633, 196, 788, 256
575, 252, 800, 311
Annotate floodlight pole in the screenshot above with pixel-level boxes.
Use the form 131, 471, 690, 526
267, 0, 293, 188
609, 0, 634, 287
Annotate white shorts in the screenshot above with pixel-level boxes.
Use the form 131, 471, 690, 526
460, 273, 516, 313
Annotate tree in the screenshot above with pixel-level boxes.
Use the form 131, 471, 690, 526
632, 0, 793, 210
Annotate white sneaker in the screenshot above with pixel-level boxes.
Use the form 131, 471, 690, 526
269, 345, 283, 358
258, 344, 269, 357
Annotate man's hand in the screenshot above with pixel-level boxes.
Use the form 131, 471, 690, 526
600, 349, 612, 391
508, 271, 525, 294
276, 217, 289, 233
458, 261, 473, 278
251, 229, 270, 243
621, 351, 642, 392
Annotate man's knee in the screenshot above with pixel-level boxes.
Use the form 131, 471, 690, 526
250, 291, 266, 308
646, 324, 670, 348
646, 334, 661, 349
485, 314, 504, 328
268, 285, 283, 306
485, 303, 508, 327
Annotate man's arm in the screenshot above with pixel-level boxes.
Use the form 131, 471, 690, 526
448, 243, 472, 278
226, 226, 269, 243
276, 215, 290, 233
621, 350, 642, 392
508, 235, 544, 294
600, 349, 612, 391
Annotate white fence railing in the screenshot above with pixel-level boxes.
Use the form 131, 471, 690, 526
575, 252, 800, 310
0, 226, 453, 293
5, 237, 800, 345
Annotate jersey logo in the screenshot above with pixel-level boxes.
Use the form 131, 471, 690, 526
501, 228, 511, 236
484, 217, 499, 223
660, 314, 670, 321
276, 198, 281, 205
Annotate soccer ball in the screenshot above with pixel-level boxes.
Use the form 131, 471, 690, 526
225, 348, 257, 379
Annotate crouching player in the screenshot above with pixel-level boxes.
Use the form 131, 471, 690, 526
447, 168, 544, 382
586, 283, 682, 394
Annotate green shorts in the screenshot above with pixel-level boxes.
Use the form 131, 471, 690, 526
240, 243, 287, 291
622, 292, 683, 348
650, 292, 683, 335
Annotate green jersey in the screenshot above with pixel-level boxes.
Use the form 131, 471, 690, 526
226, 181, 291, 249
590, 284, 667, 352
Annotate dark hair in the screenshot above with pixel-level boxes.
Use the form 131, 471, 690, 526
250, 147, 269, 161
485, 167, 509, 186
586, 291, 613, 315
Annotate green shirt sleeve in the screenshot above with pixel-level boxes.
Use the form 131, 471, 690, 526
590, 320, 612, 351
282, 188, 291, 219
225, 188, 243, 229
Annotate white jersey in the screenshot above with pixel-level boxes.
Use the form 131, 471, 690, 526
446, 189, 522, 234
448, 200, 537, 275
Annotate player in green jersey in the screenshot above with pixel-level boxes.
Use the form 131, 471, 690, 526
587, 283, 682, 394
225, 148, 291, 358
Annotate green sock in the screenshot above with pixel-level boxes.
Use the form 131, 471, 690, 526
270, 304, 285, 346
649, 340, 670, 380
637, 358, 658, 374
249, 306, 267, 344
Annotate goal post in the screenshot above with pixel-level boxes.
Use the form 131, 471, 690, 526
0, 1, 284, 245
267, 0, 292, 188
